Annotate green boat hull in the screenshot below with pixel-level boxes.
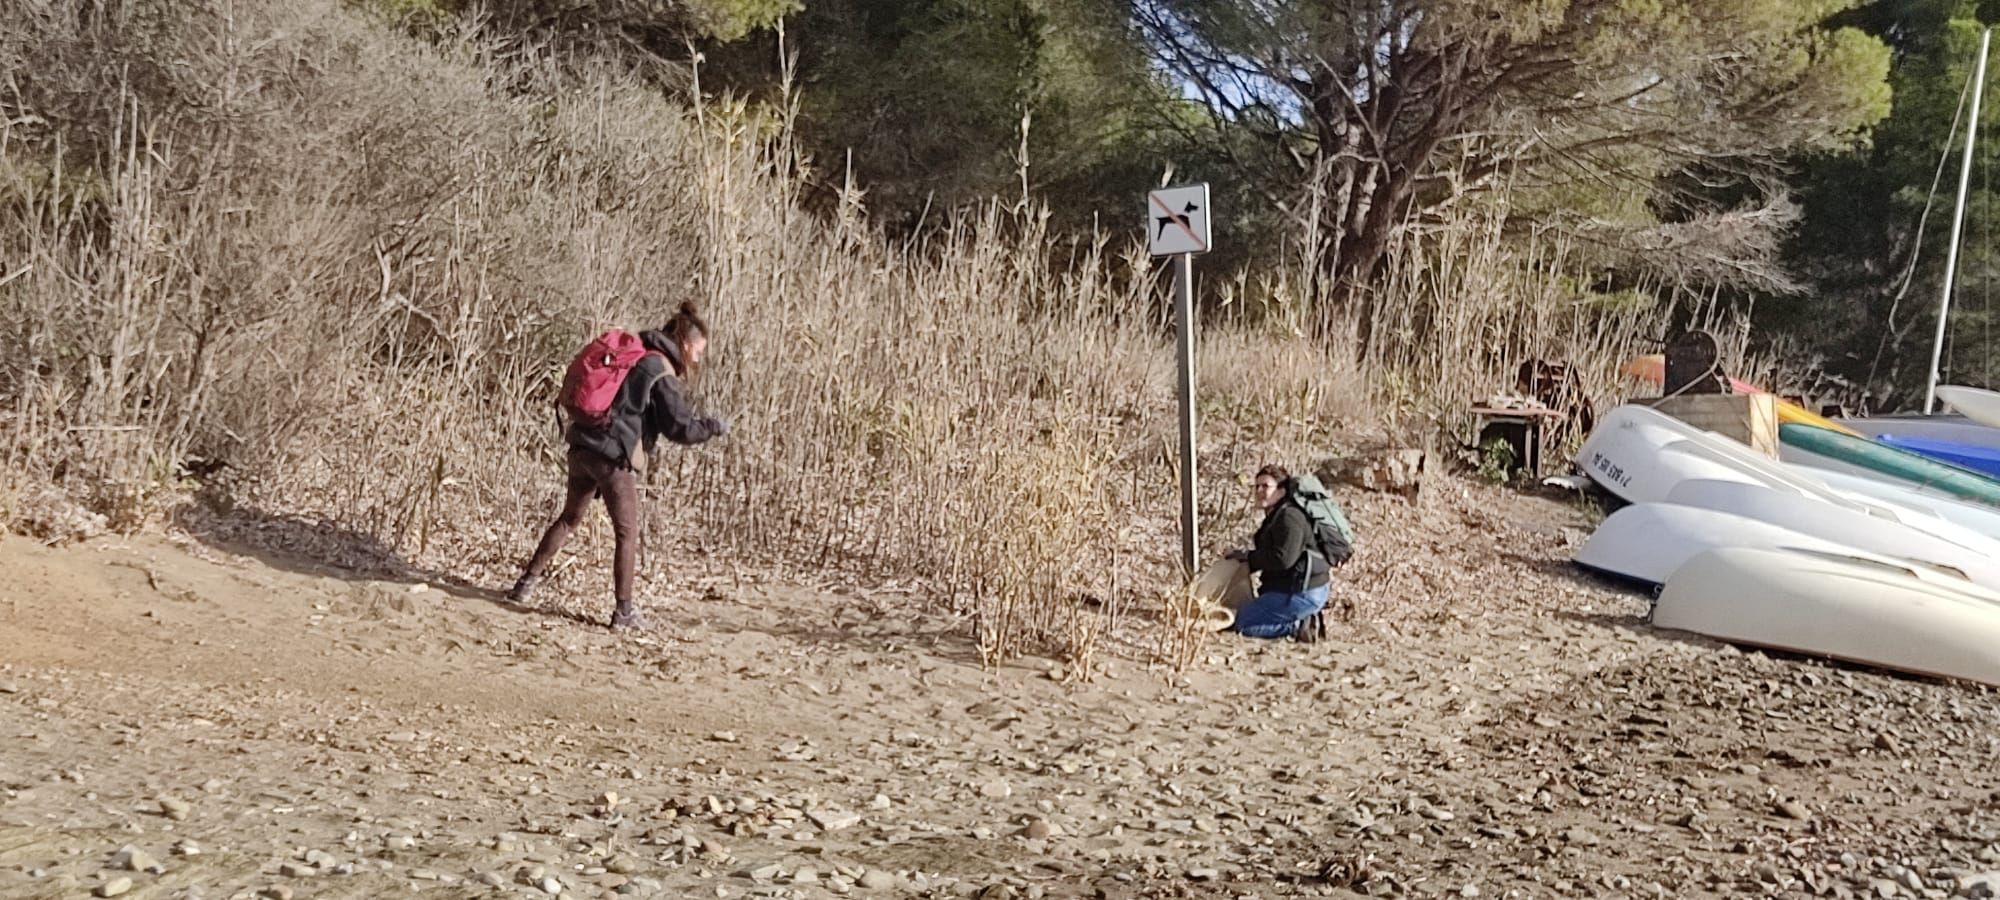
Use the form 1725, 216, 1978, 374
1779, 423, 2000, 509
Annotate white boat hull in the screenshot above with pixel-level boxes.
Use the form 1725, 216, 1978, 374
1806, 467, 2000, 540
1936, 385, 2000, 429
1655, 547, 2000, 688
1662, 480, 2000, 587
1574, 503, 1845, 585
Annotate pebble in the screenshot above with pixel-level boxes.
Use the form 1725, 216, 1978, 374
259, 888, 294, 900
158, 796, 192, 821
97, 878, 134, 898
518, 865, 549, 886
607, 856, 639, 875
793, 867, 821, 885
1023, 820, 1053, 840
480, 872, 507, 887
279, 862, 316, 878
541, 874, 565, 894
112, 845, 161, 873
1186, 868, 1220, 881
859, 870, 898, 890
1774, 800, 1811, 821
979, 780, 1013, 800
809, 810, 862, 831
173, 840, 202, 857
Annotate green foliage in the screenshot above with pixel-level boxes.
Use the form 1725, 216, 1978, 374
1138, 0, 1894, 306
1779, 0, 2000, 408
1477, 438, 1517, 485
775, 0, 1174, 229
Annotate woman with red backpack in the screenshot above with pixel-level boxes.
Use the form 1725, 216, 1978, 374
508, 302, 728, 630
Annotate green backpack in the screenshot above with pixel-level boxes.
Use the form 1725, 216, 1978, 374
1287, 473, 1355, 567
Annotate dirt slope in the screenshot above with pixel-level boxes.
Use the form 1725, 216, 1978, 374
3, 481, 1999, 900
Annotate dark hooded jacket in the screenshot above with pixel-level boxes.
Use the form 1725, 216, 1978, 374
568, 329, 723, 466
1248, 501, 1331, 594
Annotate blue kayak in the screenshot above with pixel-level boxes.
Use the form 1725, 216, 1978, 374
1877, 432, 2000, 479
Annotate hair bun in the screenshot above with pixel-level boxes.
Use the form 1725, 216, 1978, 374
678, 300, 700, 317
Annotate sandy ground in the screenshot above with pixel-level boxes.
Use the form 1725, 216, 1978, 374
3, 479, 1999, 900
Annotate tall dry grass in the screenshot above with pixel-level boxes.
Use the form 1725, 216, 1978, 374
0, 0, 1700, 672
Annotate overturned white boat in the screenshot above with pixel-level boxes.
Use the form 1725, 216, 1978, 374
1574, 503, 1844, 585
1654, 547, 2000, 688
1577, 406, 1775, 503
1661, 479, 2000, 588
1808, 467, 2000, 540
1936, 385, 2000, 429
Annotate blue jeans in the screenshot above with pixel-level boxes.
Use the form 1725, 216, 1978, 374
1232, 583, 1329, 639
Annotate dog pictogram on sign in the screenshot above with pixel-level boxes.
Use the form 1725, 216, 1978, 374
1147, 184, 1211, 256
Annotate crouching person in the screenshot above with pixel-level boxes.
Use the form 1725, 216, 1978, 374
1225, 464, 1330, 640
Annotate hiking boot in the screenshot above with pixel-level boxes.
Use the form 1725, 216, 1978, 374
507, 575, 538, 604
610, 605, 649, 631
1292, 611, 1326, 644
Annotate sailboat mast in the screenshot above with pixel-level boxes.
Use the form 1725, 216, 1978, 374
1928, 26, 1993, 415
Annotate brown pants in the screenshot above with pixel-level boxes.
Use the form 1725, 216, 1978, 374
521, 447, 641, 604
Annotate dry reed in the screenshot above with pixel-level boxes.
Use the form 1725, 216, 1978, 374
0, 0, 1703, 672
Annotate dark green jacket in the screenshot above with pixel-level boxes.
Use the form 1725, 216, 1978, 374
1250, 502, 1330, 594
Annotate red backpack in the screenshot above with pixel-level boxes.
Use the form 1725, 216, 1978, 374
558, 330, 657, 430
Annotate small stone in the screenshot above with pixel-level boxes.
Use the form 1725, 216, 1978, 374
606, 856, 639, 875
112, 845, 161, 873
979, 780, 1012, 800
480, 872, 507, 887
1875, 732, 1901, 754
860, 870, 898, 890
1187, 868, 1220, 881
279, 862, 316, 879
0, 682, 19, 694
385, 732, 418, 743
1898, 869, 1924, 892
793, 866, 821, 885
259, 888, 294, 900
1460, 886, 1480, 898
809, 810, 863, 832
599, 792, 622, 809
710, 732, 738, 743
518, 865, 549, 886
97, 878, 134, 898
1563, 827, 1600, 846
158, 796, 192, 821
541, 874, 565, 894
1868, 879, 1900, 898
869, 794, 893, 811
1022, 820, 1053, 840
1774, 800, 1811, 821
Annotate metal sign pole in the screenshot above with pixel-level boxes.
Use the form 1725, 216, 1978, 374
1145, 182, 1211, 579
1174, 251, 1198, 577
